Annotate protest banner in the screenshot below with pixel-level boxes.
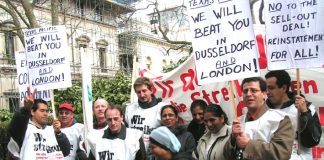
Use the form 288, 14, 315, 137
185, 0, 260, 85
15, 51, 51, 102
23, 25, 72, 91
264, 0, 324, 70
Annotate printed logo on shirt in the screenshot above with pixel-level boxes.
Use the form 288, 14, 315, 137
130, 115, 154, 134
98, 150, 114, 160
33, 133, 61, 153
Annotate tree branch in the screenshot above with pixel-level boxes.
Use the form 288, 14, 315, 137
51, 0, 59, 25
0, 3, 25, 45
20, 0, 39, 28
155, 3, 191, 46
5, 0, 30, 28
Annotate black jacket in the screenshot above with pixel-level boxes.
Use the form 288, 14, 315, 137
169, 124, 196, 153
8, 107, 71, 157
187, 120, 206, 145
266, 92, 321, 148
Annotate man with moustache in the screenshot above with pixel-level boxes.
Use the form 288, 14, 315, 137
224, 77, 294, 160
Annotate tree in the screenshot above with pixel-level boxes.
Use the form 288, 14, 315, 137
0, 0, 53, 44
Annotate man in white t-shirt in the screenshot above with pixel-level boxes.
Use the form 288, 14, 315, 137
8, 88, 70, 159
58, 103, 86, 160
125, 77, 168, 151
88, 105, 145, 160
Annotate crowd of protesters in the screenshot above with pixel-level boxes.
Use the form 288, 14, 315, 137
7, 71, 321, 160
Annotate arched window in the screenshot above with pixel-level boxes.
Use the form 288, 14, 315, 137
146, 56, 152, 70
96, 39, 108, 72
1, 21, 16, 64
75, 35, 90, 65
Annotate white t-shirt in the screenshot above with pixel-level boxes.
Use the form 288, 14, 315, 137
61, 123, 84, 160
125, 102, 168, 151
19, 120, 64, 159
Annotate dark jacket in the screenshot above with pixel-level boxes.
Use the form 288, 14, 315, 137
138, 94, 162, 109
169, 124, 196, 153
8, 107, 71, 157
172, 151, 195, 160
266, 92, 321, 148
187, 120, 206, 144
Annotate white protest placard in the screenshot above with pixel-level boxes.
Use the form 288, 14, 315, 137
185, 0, 260, 85
24, 25, 72, 91
265, 0, 324, 70
15, 51, 51, 102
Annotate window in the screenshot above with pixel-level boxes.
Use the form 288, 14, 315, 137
58, 0, 64, 11
99, 48, 107, 73
78, 44, 87, 64
95, 6, 103, 22
5, 31, 15, 64
76, 0, 85, 16
35, 0, 44, 4
150, 15, 158, 34
119, 54, 133, 74
146, 57, 152, 70
76, 35, 90, 65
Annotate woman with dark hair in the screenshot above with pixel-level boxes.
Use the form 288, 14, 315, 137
187, 99, 208, 144
192, 104, 230, 160
160, 105, 196, 155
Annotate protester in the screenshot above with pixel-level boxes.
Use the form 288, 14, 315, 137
58, 103, 87, 160
192, 104, 230, 160
160, 105, 195, 154
224, 77, 294, 160
7, 88, 70, 159
93, 98, 109, 130
149, 126, 194, 160
187, 99, 207, 144
88, 105, 146, 160
265, 70, 321, 159
125, 77, 168, 151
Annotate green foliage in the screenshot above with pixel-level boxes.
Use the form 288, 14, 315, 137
0, 109, 13, 129
0, 109, 13, 122
54, 72, 132, 122
162, 56, 189, 73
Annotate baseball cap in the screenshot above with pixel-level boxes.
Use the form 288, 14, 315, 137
59, 103, 73, 111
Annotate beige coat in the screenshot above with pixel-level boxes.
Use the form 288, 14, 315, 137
224, 104, 294, 160
193, 125, 230, 160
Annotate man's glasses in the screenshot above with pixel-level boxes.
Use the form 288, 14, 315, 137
242, 88, 261, 94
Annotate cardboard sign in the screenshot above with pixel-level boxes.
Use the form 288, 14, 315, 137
186, 0, 260, 85
23, 25, 72, 91
264, 0, 324, 70
15, 51, 51, 102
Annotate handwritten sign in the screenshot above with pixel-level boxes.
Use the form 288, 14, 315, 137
265, 0, 324, 70
15, 51, 51, 102
185, 0, 260, 85
24, 25, 72, 90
